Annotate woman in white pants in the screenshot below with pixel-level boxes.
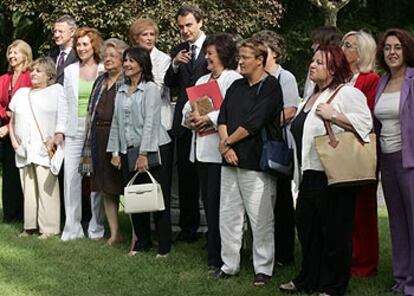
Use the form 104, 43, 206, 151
215, 39, 283, 286
9, 57, 66, 239
61, 27, 104, 240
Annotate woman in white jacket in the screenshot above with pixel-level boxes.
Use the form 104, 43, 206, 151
61, 27, 104, 241
182, 33, 242, 271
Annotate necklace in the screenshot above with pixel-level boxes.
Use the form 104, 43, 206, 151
211, 72, 222, 80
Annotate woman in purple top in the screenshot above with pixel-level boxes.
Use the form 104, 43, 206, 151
374, 28, 414, 296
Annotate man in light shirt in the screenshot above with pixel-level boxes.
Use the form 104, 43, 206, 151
48, 15, 78, 85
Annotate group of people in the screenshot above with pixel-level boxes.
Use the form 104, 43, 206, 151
1, 4, 414, 296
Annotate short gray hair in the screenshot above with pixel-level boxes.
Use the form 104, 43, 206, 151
100, 38, 129, 60
31, 57, 57, 86
55, 15, 77, 30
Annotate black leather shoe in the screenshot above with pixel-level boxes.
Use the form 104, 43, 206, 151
212, 269, 232, 280
253, 273, 271, 286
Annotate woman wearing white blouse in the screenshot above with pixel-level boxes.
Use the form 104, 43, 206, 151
182, 33, 242, 271
9, 57, 66, 238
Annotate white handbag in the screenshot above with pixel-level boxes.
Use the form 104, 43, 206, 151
123, 171, 165, 214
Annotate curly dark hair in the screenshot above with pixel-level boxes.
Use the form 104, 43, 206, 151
376, 28, 414, 73
122, 47, 154, 82
203, 33, 238, 70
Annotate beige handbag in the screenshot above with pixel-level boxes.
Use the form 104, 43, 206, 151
314, 85, 377, 187
123, 171, 165, 213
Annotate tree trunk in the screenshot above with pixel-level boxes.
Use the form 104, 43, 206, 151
324, 8, 338, 26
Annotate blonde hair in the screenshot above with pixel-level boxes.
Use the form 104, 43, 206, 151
129, 17, 159, 46
343, 30, 377, 73
7, 39, 33, 71
239, 38, 268, 67
31, 57, 57, 86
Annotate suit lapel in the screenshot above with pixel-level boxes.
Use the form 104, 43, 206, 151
400, 67, 414, 114
64, 50, 77, 68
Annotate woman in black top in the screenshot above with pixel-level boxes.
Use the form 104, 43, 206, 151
214, 38, 283, 286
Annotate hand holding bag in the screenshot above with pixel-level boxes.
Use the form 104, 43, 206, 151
123, 171, 165, 213
260, 110, 293, 176
314, 85, 377, 187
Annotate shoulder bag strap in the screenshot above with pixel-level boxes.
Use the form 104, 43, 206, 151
28, 90, 48, 147
322, 84, 344, 148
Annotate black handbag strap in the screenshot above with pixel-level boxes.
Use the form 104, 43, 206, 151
259, 73, 287, 143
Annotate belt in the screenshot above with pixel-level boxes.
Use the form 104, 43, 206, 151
95, 120, 112, 127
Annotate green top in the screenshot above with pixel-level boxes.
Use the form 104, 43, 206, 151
78, 79, 94, 117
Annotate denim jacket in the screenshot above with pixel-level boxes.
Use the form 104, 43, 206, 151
107, 80, 171, 154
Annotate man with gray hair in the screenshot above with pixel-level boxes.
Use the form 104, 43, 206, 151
49, 15, 78, 85
48, 15, 78, 228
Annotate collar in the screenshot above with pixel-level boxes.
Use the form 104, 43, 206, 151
271, 65, 283, 79
189, 31, 206, 50
150, 46, 159, 58
59, 47, 72, 56
118, 80, 146, 93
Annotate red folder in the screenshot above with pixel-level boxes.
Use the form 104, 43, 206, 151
186, 80, 223, 109
186, 80, 223, 136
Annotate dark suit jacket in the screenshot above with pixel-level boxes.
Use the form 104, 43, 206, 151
164, 41, 209, 137
48, 48, 78, 85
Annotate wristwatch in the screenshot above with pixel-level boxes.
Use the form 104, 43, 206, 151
223, 138, 232, 148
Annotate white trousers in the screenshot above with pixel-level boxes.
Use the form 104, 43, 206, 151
20, 164, 60, 234
61, 119, 105, 240
220, 166, 276, 276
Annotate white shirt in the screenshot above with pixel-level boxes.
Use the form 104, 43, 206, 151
189, 32, 206, 60
182, 70, 242, 163
172, 32, 207, 73
151, 47, 174, 130
272, 65, 300, 108
9, 84, 64, 168
374, 91, 402, 153
296, 85, 372, 173
57, 47, 72, 66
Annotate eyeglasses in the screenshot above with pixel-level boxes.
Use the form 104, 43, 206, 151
236, 55, 256, 62
341, 41, 358, 50
384, 44, 403, 52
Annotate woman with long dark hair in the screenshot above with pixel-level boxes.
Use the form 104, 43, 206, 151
107, 47, 172, 257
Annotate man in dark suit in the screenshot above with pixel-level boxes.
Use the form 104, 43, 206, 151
48, 15, 78, 85
165, 5, 209, 242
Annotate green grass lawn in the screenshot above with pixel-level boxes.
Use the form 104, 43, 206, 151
0, 206, 393, 296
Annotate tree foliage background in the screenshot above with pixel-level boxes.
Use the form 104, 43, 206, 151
2, 0, 414, 90
0, 0, 283, 71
